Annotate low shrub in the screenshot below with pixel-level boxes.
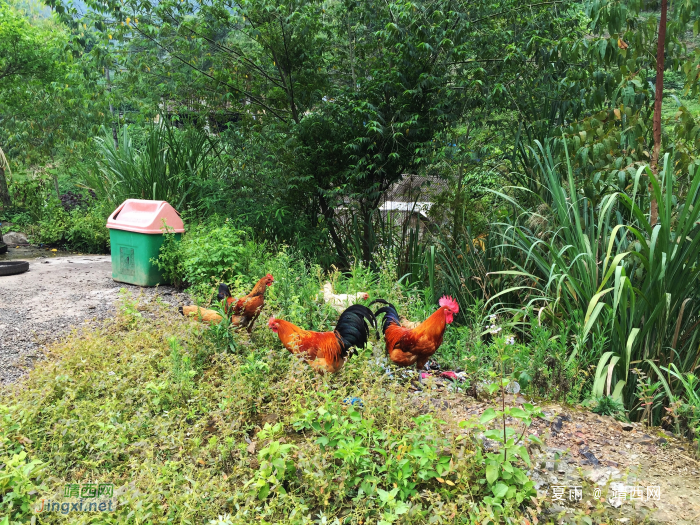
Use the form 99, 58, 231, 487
36, 199, 110, 253
0, 414, 47, 522
154, 218, 260, 296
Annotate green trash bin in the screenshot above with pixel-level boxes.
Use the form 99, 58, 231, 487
106, 199, 185, 286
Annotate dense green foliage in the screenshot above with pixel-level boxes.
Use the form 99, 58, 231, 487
1, 0, 699, 427
0, 249, 607, 524
2, 0, 700, 520
0, 2, 108, 164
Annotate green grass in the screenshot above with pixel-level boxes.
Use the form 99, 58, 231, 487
0, 248, 658, 524
0, 288, 520, 524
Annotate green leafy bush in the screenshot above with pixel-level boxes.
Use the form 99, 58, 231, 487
293, 401, 453, 503
154, 219, 254, 296
458, 336, 542, 514
64, 207, 111, 253
244, 422, 297, 500
35, 200, 110, 253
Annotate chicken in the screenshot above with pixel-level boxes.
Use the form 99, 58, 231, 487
180, 274, 274, 332
219, 273, 274, 332
268, 305, 377, 374
370, 296, 459, 381
178, 283, 231, 325
320, 282, 369, 313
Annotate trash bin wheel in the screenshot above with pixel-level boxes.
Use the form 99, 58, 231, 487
0, 260, 29, 276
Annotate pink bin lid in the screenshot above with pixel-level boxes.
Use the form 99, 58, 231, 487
106, 199, 185, 234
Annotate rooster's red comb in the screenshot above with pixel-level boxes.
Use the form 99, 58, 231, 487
439, 295, 459, 314
268, 316, 276, 328
266, 273, 274, 280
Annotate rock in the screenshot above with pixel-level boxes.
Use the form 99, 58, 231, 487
619, 422, 634, 431
579, 447, 600, 466
546, 503, 567, 515
586, 469, 608, 483
429, 398, 451, 410
2, 231, 28, 245
480, 438, 499, 452
551, 415, 567, 435
632, 435, 654, 445
656, 437, 668, 446
261, 413, 280, 425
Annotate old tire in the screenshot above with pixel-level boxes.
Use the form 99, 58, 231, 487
0, 260, 29, 276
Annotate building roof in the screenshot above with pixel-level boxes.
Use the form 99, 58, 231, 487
384, 175, 448, 203
379, 201, 432, 218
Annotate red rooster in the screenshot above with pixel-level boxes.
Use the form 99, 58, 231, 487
218, 273, 274, 332
267, 305, 376, 374
371, 296, 459, 380
180, 274, 274, 332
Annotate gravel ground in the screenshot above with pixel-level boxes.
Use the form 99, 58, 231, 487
418, 383, 700, 524
0, 254, 188, 385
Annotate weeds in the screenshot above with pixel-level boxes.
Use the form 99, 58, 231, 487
0, 414, 47, 522
0, 293, 508, 524
590, 396, 627, 420
459, 335, 542, 514
169, 337, 196, 398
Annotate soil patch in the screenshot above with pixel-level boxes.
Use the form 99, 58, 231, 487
412, 378, 700, 524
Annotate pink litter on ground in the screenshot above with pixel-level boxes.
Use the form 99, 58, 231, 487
420, 372, 431, 379
440, 371, 459, 380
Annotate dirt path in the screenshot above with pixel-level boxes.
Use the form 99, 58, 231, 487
415, 384, 700, 524
0, 255, 186, 385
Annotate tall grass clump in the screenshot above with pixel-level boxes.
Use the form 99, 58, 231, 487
585, 155, 700, 418
489, 141, 631, 326
440, 140, 700, 425
83, 120, 217, 209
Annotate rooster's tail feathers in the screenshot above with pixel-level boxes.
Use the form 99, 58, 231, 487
334, 304, 377, 357
370, 299, 401, 334
217, 283, 232, 301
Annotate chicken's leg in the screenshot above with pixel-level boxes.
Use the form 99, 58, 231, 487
247, 310, 262, 334
416, 357, 430, 387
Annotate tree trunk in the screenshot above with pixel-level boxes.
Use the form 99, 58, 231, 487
361, 205, 373, 265
52, 174, 61, 199
0, 166, 10, 208
347, 17, 357, 91
0, 146, 11, 208
105, 66, 119, 149
649, 0, 667, 227
452, 160, 464, 250
319, 194, 349, 268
